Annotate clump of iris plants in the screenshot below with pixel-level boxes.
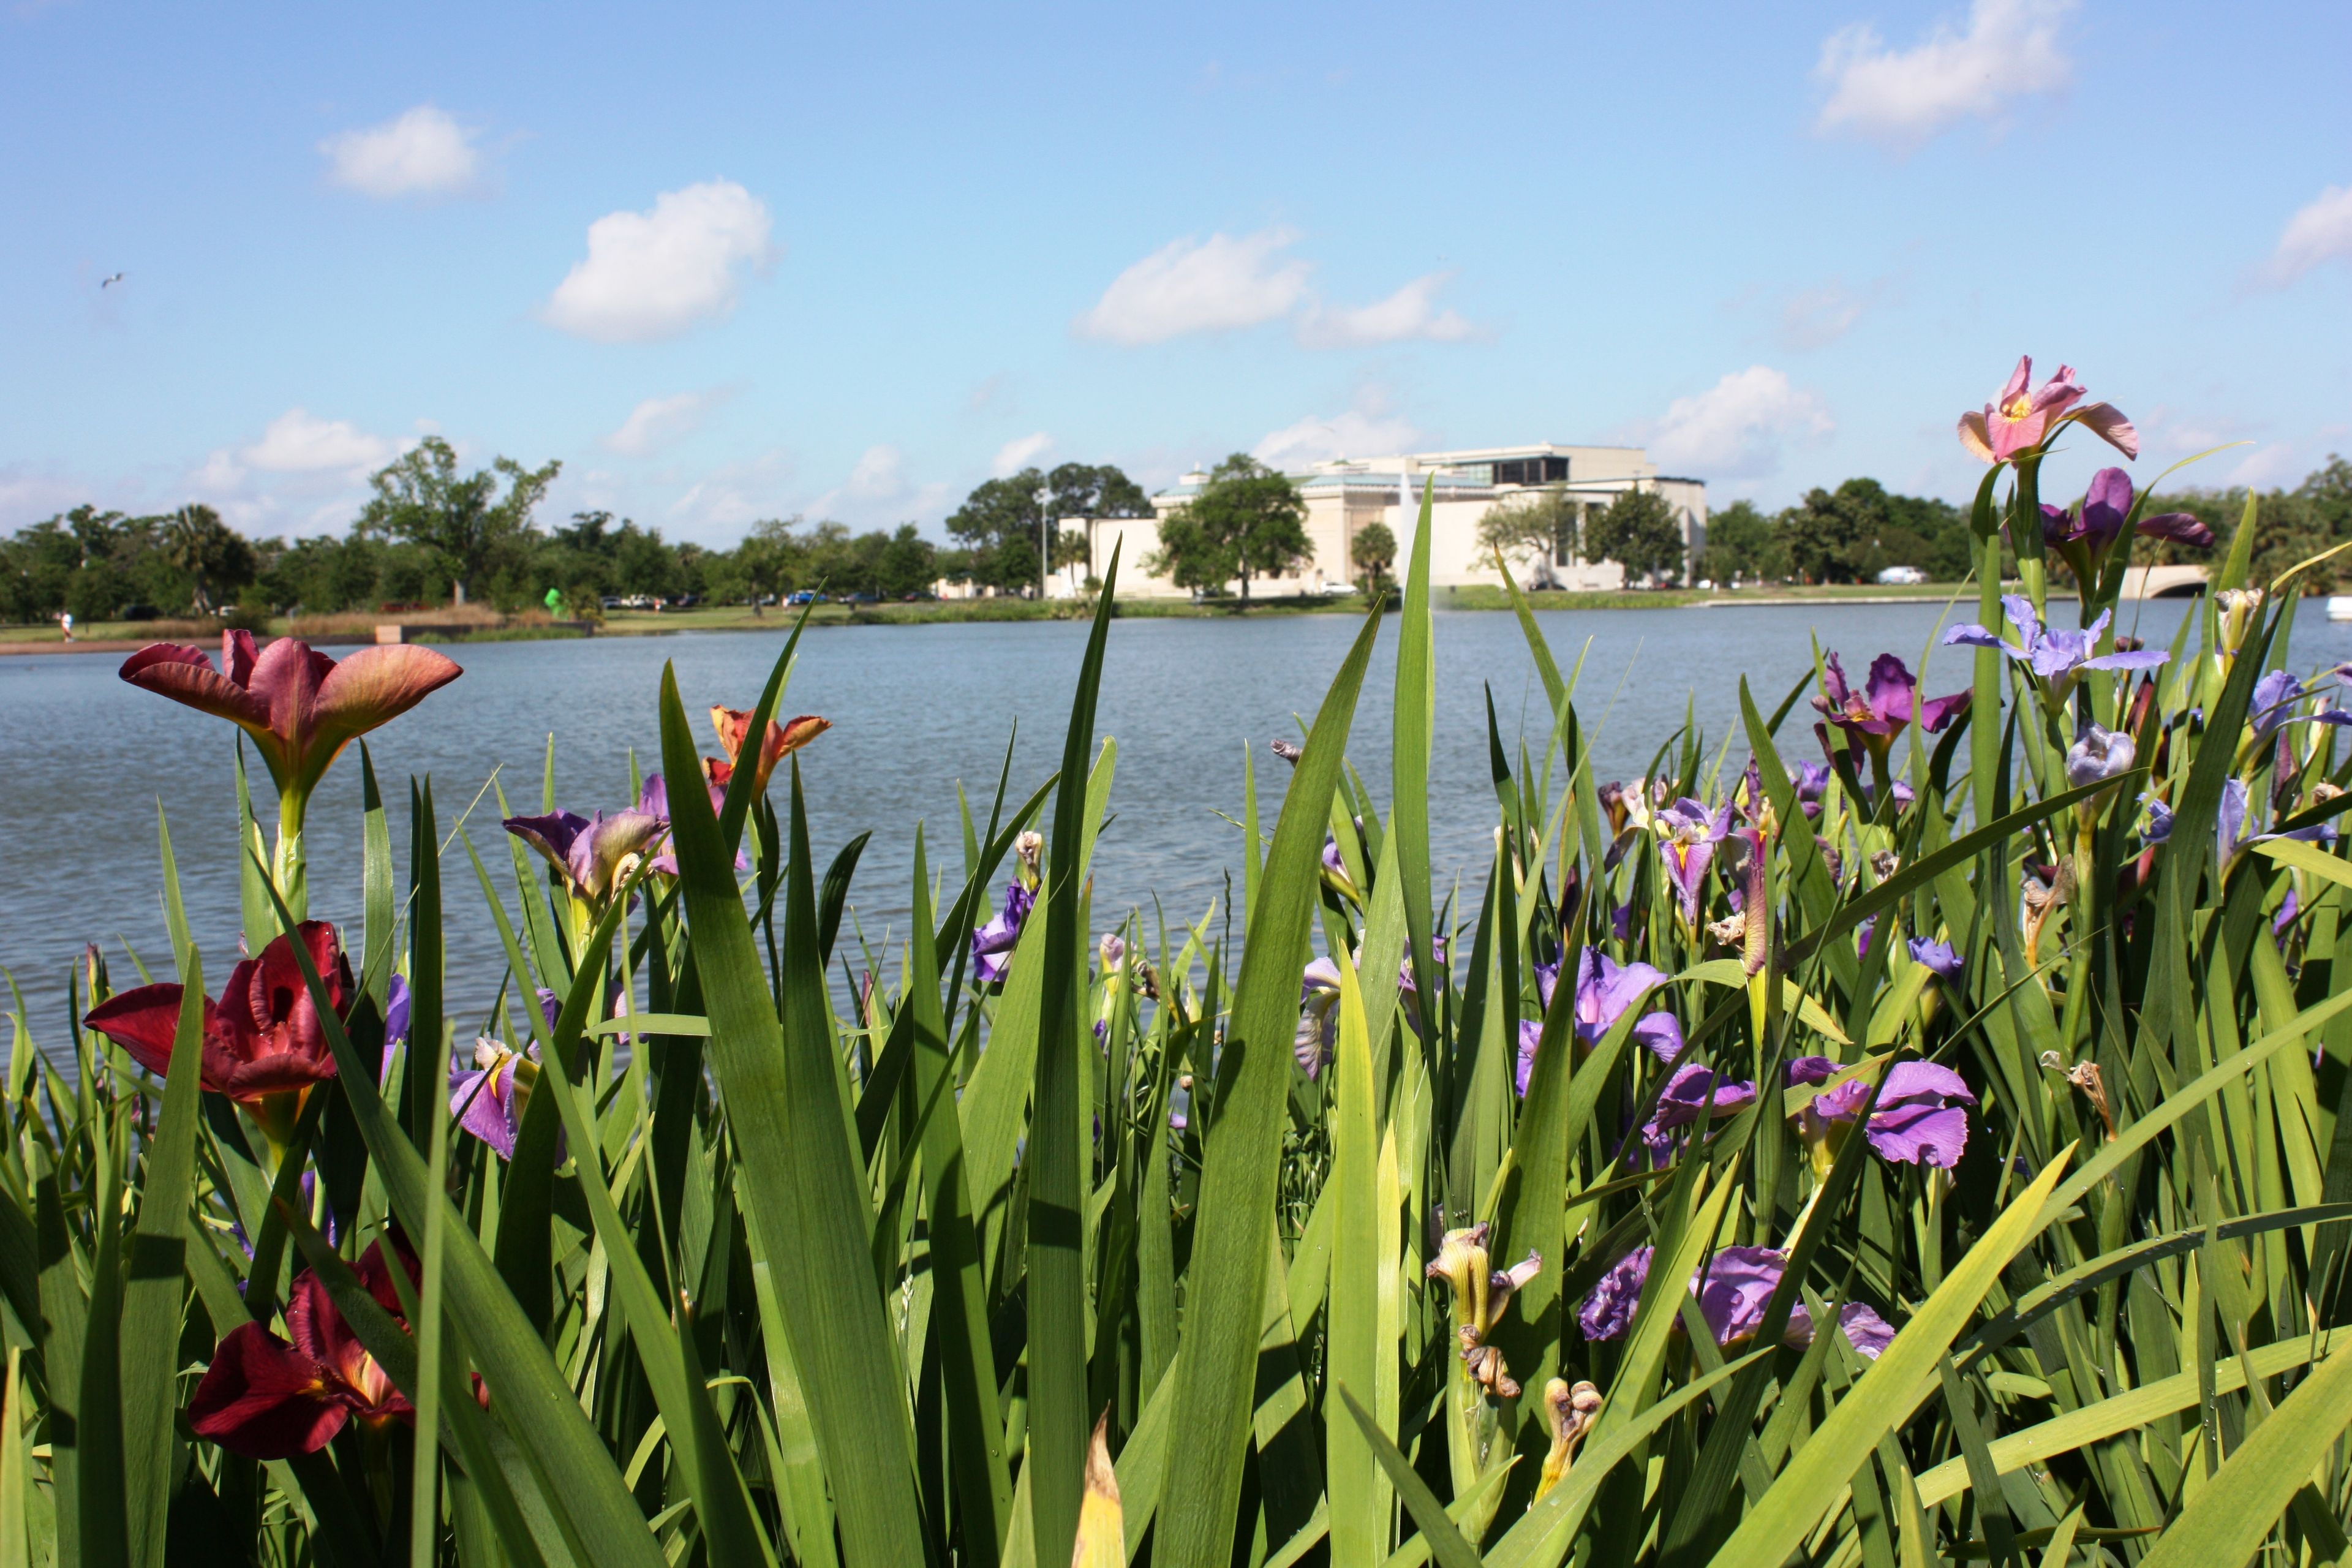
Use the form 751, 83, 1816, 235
16, 355, 2352, 1567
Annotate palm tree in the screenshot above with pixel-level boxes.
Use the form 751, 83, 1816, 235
161, 504, 255, 612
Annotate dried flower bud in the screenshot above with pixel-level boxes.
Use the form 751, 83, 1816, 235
1462, 1343, 1519, 1400
2067, 1060, 2116, 1142
1535, 1379, 1604, 1501
1269, 737, 1302, 766
1870, 848, 1900, 881
1015, 831, 1044, 883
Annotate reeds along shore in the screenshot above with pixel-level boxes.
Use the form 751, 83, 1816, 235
10, 360, 2352, 1566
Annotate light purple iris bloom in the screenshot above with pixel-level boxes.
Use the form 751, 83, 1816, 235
449, 991, 557, 1162
971, 882, 1033, 984
1298, 956, 1343, 1076
2219, 777, 2339, 867
1577, 1244, 1893, 1358
1657, 798, 1733, 923
1516, 952, 1683, 1093
1945, 598, 2169, 688
505, 804, 671, 902
1804, 1060, 1976, 1168
2249, 670, 2352, 749
2276, 891, 2301, 939
2139, 794, 2175, 845
1792, 760, 1831, 818
638, 773, 742, 875
1907, 938, 1963, 979
1812, 654, 1969, 752
2064, 725, 2137, 790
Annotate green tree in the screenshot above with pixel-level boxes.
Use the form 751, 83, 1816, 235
1697, 499, 1782, 584
355, 437, 560, 604
1779, 481, 1881, 584
1145, 453, 1310, 600
1351, 520, 1396, 592
1050, 526, 1091, 592
160, 504, 257, 611
948, 462, 1151, 595
1585, 488, 1689, 585
1475, 489, 1575, 586
877, 524, 937, 598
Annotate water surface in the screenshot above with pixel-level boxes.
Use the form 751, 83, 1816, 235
5, 599, 2339, 1026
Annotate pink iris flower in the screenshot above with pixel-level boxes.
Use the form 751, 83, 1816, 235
1957, 356, 2138, 465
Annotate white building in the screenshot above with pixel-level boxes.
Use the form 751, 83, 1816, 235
1052, 442, 1706, 600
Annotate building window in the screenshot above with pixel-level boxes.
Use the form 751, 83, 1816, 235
1493, 455, 1569, 487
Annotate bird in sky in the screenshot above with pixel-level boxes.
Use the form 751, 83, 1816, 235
100, 273, 124, 287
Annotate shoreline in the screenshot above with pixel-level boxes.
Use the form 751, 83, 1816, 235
0, 582, 2071, 655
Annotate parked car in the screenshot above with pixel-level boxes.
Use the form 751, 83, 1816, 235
846, 592, 878, 605
788, 589, 818, 605
116, 603, 160, 622
1875, 565, 1928, 586
600, 596, 624, 611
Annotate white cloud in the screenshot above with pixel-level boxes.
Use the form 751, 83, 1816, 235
1638, 368, 1833, 480
2227, 443, 2304, 489
1077, 228, 1313, 344
1296, 272, 1478, 349
603, 390, 728, 456
1814, 0, 2071, 148
544, 181, 777, 342
241, 409, 394, 474
1252, 398, 1422, 469
320, 105, 482, 199
1777, 279, 1872, 350
991, 432, 1054, 477
812, 444, 950, 525
2262, 185, 2352, 287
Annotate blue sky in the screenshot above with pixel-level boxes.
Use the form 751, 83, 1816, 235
4, 0, 2347, 546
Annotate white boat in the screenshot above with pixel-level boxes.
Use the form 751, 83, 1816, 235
2331, 597, 2352, 622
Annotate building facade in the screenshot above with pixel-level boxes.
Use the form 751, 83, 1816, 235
1052, 442, 1706, 600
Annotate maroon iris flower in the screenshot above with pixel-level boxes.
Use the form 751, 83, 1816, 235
84, 922, 351, 1107
189, 1239, 418, 1460
120, 632, 459, 835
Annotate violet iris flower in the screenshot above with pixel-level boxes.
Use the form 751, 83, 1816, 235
1515, 952, 1683, 1094
449, 994, 554, 1162
379, 974, 411, 1080
1907, 938, 1963, 979
971, 883, 1034, 984
1956, 356, 2137, 464
2064, 724, 2138, 790
638, 772, 743, 875
2217, 778, 2339, 867
2041, 468, 2214, 565
2139, 794, 2175, 845
2248, 669, 2352, 748
1801, 1061, 1976, 1168
1945, 598, 2168, 693
505, 802, 671, 903
1812, 654, 1969, 756
1298, 956, 1343, 1076
1656, 798, 1732, 924
1577, 1244, 1893, 1358
1637, 1061, 1756, 1161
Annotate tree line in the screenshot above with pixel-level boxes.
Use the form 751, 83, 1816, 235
0, 440, 1159, 624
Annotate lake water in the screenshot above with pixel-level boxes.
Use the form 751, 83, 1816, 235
6, 598, 2343, 1028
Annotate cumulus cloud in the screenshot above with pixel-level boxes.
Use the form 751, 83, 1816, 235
2261, 185, 2352, 287
320, 105, 482, 199
603, 389, 729, 456
241, 409, 394, 474
992, 431, 1054, 476
1638, 368, 1833, 480
1815, 0, 2071, 148
2226, 443, 2305, 489
1252, 398, 1421, 469
1077, 228, 1314, 344
1296, 272, 1478, 349
544, 181, 777, 342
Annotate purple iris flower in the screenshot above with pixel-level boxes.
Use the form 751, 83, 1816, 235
2275, 891, 2301, 939
1811, 654, 1969, 753
2139, 794, 2175, 845
2064, 725, 2137, 790
2219, 777, 2340, 867
2248, 670, 2352, 748
2038, 468, 2215, 558
638, 773, 742, 875
1298, 956, 1343, 1076
1638, 1061, 1756, 1161
1577, 1244, 1892, 1358
1793, 760, 1831, 818
448, 998, 553, 1163
1803, 1061, 1975, 1168
1515, 952, 1683, 1094
1856, 916, 1876, 957
1945, 598, 2169, 688
971, 882, 1033, 985
1656, 798, 1733, 923
1907, 938, 1963, 979
505, 803, 671, 902
379, 974, 412, 1080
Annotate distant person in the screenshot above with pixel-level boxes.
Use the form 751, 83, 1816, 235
59, 612, 73, 643
544, 587, 565, 616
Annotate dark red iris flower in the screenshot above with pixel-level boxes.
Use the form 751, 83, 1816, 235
189, 1238, 417, 1460
83, 922, 350, 1105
